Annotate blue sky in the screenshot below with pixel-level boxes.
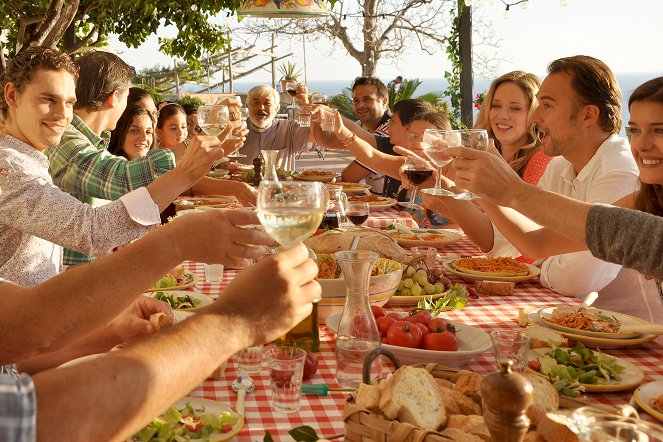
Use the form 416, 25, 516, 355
111, 0, 663, 81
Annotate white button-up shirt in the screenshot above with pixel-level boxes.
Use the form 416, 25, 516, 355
0, 135, 160, 287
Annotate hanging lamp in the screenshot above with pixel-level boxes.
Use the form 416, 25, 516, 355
237, 0, 328, 18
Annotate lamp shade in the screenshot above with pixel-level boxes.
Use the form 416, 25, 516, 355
238, 0, 328, 18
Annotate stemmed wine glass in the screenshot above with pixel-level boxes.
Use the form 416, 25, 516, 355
420, 128, 454, 197
446, 129, 489, 200
399, 157, 434, 210
347, 202, 370, 227
197, 105, 229, 137
285, 81, 298, 98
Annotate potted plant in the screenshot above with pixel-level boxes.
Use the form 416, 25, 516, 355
278, 61, 302, 93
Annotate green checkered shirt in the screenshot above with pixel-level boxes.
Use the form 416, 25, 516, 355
46, 115, 176, 265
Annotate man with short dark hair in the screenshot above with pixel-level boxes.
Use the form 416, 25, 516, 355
45, 50, 251, 265
341, 76, 392, 194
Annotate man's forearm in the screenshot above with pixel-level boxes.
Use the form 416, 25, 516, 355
0, 223, 185, 363
33, 310, 252, 442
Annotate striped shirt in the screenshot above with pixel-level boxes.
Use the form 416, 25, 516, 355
45, 115, 176, 265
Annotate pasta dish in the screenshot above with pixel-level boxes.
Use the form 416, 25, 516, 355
453, 257, 530, 275
349, 195, 387, 203
548, 309, 621, 333
650, 394, 663, 412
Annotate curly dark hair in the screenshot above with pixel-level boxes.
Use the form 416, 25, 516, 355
0, 47, 78, 120
352, 76, 388, 101
74, 51, 135, 112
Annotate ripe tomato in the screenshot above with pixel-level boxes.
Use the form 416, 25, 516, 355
371, 305, 386, 319
428, 317, 448, 333
386, 312, 402, 321
386, 322, 423, 348
528, 359, 541, 372
405, 310, 432, 325
410, 322, 429, 341
423, 330, 458, 351
376, 316, 398, 337
303, 352, 318, 379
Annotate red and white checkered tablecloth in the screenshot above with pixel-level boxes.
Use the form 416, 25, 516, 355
364, 207, 418, 229
182, 230, 663, 440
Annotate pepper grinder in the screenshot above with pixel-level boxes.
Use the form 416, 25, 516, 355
252, 154, 263, 187
481, 359, 533, 442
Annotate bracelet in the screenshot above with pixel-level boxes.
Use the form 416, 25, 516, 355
339, 132, 356, 147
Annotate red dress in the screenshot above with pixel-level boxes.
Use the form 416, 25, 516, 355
521, 148, 553, 185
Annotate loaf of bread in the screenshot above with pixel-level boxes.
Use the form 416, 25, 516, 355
379, 365, 447, 430
452, 370, 483, 404
524, 373, 560, 427
355, 382, 381, 412
536, 415, 578, 442
446, 415, 490, 441
522, 325, 568, 349
304, 229, 408, 262
440, 427, 485, 442
474, 280, 515, 296
438, 386, 483, 416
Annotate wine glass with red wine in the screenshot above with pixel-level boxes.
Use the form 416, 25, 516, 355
286, 81, 299, 97
400, 157, 434, 210
347, 202, 370, 227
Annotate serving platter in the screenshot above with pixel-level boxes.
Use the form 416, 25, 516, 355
526, 309, 657, 349
444, 260, 541, 283
527, 347, 644, 392
538, 306, 648, 339
146, 272, 199, 292
347, 195, 398, 211
334, 181, 372, 194
633, 380, 663, 422
386, 229, 462, 248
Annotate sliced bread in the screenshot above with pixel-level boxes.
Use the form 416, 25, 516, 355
524, 373, 560, 427
355, 383, 381, 412
379, 365, 447, 430
523, 325, 568, 349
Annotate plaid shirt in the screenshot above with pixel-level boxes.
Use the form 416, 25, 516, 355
46, 115, 176, 265
0, 365, 36, 442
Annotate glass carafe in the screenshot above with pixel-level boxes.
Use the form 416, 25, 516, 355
320, 184, 350, 230
335, 250, 382, 389
262, 149, 280, 182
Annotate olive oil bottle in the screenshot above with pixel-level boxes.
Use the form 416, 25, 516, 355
276, 300, 319, 352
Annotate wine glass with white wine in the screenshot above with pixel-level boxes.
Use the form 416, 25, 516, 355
446, 129, 489, 200
420, 128, 454, 197
197, 105, 229, 137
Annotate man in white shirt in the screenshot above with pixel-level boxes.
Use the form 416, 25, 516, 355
425, 56, 657, 320
0, 47, 225, 286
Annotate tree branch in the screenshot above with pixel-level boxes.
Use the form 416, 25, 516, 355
66, 23, 99, 54
40, 0, 80, 48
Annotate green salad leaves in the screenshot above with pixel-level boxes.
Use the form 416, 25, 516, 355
154, 292, 201, 310
132, 402, 238, 441
416, 283, 468, 315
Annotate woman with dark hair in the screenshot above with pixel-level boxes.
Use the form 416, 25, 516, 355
108, 105, 156, 159
182, 104, 201, 138
128, 87, 158, 116
156, 103, 188, 148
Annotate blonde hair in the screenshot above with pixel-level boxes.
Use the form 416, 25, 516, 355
247, 85, 280, 108
474, 71, 542, 177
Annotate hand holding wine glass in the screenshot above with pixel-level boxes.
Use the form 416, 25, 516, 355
447, 129, 489, 200
197, 105, 229, 137
420, 128, 454, 197
399, 157, 434, 210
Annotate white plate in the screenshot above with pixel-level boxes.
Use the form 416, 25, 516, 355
326, 315, 490, 367
386, 229, 462, 248
634, 380, 663, 422
527, 309, 657, 349
146, 290, 213, 311
527, 347, 644, 392
538, 306, 647, 339
131, 397, 243, 441
174, 310, 195, 322
293, 171, 340, 182
444, 260, 541, 283
146, 271, 199, 292
174, 197, 236, 209
346, 196, 398, 211
207, 169, 230, 179
334, 182, 372, 194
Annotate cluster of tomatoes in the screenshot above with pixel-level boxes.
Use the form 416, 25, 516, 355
371, 306, 459, 351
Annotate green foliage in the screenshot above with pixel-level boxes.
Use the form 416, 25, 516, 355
277, 61, 302, 81
330, 88, 357, 120
177, 95, 205, 108
388, 78, 423, 109
132, 84, 164, 105
442, 4, 463, 129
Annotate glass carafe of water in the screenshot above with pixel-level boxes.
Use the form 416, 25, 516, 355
335, 250, 382, 389
262, 149, 280, 182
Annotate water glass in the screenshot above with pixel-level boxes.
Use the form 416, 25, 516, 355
204, 263, 223, 283
266, 345, 306, 413
490, 330, 530, 373
411, 246, 437, 268
296, 104, 312, 127
582, 420, 663, 441
321, 107, 338, 132
236, 345, 264, 373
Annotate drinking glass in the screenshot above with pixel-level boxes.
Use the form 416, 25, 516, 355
489, 330, 530, 373
347, 202, 369, 227
204, 263, 223, 283
197, 105, 229, 137
257, 181, 326, 249
420, 128, 454, 197
399, 156, 434, 210
447, 129, 488, 200
226, 107, 249, 158
266, 345, 306, 413
311, 93, 328, 105
321, 107, 338, 132
285, 81, 298, 98
236, 344, 264, 373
